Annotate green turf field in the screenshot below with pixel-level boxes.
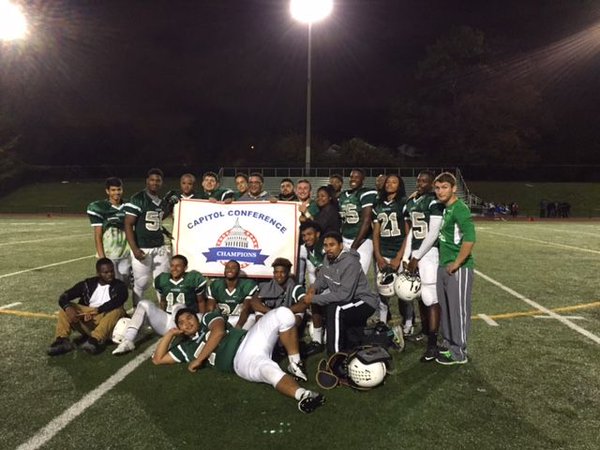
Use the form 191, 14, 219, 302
0, 217, 599, 449
467, 181, 600, 218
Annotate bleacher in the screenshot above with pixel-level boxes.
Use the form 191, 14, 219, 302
219, 167, 467, 200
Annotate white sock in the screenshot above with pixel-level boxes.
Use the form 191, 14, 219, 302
289, 353, 301, 364
294, 388, 307, 401
311, 327, 323, 344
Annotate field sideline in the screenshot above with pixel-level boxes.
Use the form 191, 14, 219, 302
0, 217, 599, 449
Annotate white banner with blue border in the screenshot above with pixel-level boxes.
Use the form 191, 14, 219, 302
173, 199, 299, 278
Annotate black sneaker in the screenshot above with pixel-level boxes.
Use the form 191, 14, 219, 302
73, 334, 89, 346
302, 341, 325, 358
47, 337, 74, 356
80, 337, 103, 355
420, 347, 438, 363
297, 391, 325, 413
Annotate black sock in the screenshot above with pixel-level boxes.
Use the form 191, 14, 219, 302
427, 332, 437, 348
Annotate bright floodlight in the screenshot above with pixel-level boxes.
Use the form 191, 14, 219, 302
290, 0, 333, 24
0, 0, 28, 41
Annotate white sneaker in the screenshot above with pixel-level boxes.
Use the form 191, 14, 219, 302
112, 339, 135, 355
403, 323, 414, 337
287, 361, 308, 382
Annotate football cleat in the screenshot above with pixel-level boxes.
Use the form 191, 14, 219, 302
298, 391, 325, 414
287, 361, 308, 382
302, 341, 325, 358
112, 339, 136, 355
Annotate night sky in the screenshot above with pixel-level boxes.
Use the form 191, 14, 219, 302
2, 0, 600, 166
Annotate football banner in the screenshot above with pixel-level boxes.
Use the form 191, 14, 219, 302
173, 199, 299, 278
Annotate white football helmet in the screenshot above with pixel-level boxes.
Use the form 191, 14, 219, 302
394, 271, 421, 302
111, 317, 132, 344
376, 270, 397, 297
347, 358, 387, 388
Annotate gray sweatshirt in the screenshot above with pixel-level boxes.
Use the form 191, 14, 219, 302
312, 249, 378, 310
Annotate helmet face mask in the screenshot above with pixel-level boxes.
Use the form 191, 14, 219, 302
111, 317, 132, 344
376, 270, 397, 297
394, 271, 422, 301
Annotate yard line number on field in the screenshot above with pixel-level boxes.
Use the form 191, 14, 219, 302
476, 269, 600, 345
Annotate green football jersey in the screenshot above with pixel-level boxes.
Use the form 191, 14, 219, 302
207, 278, 258, 316
372, 197, 407, 259
438, 199, 476, 268
87, 199, 130, 259
124, 190, 169, 248
198, 188, 234, 202
168, 310, 246, 373
306, 240, 325, 270
339, 187, 377, 240
154, 270, 207, 313
403, 192, 445, 251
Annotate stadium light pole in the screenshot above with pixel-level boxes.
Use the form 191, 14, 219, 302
0, 0, 28, 42
290, 0, 333, 176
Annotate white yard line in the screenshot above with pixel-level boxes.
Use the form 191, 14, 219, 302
478, 313, 499, 326
541, 227, 600, 238
477, 230, 600, 255
0, 233, 88, 247
476, 270, 600, 344
0, 302, 22, 310
16, 345, 156, 450
0, 255, 95, 279
534, 315, 586, 320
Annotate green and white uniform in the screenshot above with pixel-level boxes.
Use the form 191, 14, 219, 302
372, 197, 407, 259
339, 187, 377, 274
154, 270, 207, 314
207, 278, 258, 316
305, 240, 325, 285
124, 190, 169, 249
87, 199, 131, 281
168, 310, 246, 373
124, 190, 171, 305
403, 191, 445, 306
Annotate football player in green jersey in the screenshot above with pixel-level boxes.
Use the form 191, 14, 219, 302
152, 307, 325, 413
112, 255, 207, 355
433, 172, 476, 365
299, 221, 326, 356
86, 177, 131, 282
207, 260, 259, 330
339, 169, 377, 275
198, 171, 235, 202
402, 171, 445, 361
124, 168, 171, 305
372, 174, 408, 324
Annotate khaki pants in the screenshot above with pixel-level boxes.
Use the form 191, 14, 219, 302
55, 303, 125, 343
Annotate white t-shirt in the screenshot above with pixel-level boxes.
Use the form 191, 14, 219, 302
89, 284, 111, 308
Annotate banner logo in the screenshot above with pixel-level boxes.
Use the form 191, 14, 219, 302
202, 218, 269, 266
